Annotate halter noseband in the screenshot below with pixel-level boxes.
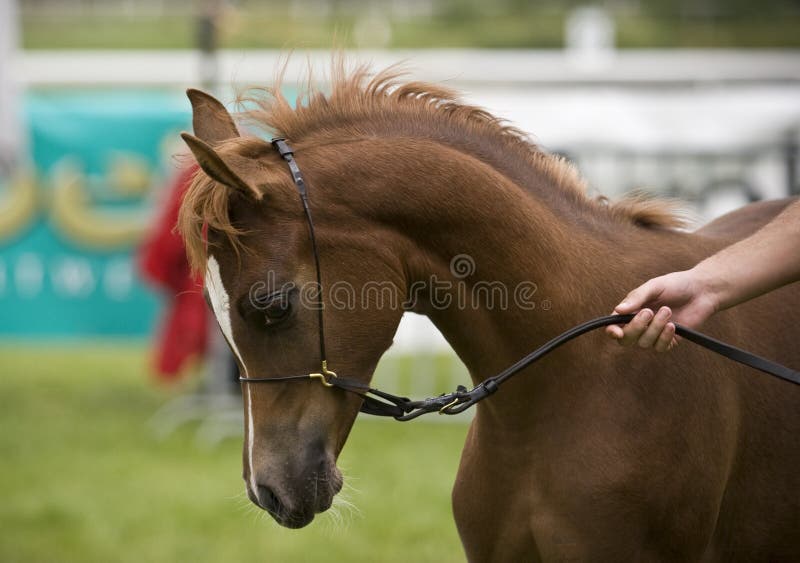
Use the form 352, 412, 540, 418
236, 138, 800, 422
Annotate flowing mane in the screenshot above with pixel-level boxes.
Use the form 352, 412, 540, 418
241, 62, 583, 192
179, 61, 686, 272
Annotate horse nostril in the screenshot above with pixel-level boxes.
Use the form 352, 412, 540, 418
255, 484, 282, 513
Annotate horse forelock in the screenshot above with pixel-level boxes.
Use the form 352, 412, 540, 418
178, 167, 245, 274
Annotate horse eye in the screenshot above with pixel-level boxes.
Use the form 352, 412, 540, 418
263, 298, 291, 325
243, 288, 294, 328
250, 291, 292, 327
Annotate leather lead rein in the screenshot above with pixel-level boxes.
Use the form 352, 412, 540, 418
238, 138, 800, 422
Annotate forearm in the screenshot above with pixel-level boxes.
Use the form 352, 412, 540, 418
694, 199, 800, 312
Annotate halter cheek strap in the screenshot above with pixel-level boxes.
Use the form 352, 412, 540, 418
270, 138, 329, 369
237, 138, 800, 422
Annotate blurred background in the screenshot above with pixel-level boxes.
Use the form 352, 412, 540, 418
1, 1, 798, 561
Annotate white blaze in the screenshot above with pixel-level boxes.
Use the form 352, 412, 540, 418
204, 256, 246, 373
205, 255, 256, 491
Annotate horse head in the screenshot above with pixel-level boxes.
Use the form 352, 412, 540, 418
180, 89, 406, 528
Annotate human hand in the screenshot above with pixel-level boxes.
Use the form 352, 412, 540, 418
605, 269, 719, 351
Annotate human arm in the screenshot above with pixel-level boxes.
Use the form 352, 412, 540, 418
606, 199, 800, 351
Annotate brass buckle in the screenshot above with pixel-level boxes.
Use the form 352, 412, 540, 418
310, 361, 337, 388
438, 396, 460, 415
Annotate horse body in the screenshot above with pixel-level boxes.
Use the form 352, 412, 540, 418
343, 140, 800, 561
443, 199, 800, 562
454, 295, 800, 562
179, 67, 800, 561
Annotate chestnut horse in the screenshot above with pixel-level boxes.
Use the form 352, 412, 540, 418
178, 65, 800, 561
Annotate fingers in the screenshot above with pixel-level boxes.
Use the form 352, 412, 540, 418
636, 307, 672, 349
654, 322, 676, 353
613, 279, 664, 314
613, 306, 675, 351
607, 276, 670, 344
605, 324, 624, 339
618, 309, 654, 346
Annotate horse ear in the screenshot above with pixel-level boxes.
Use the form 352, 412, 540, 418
181, 132, 260, 198
186, 88, 240, 145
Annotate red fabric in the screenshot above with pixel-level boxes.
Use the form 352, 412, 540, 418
139, 165, 208, 380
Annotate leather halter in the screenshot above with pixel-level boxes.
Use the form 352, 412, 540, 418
238, 138, 800, 422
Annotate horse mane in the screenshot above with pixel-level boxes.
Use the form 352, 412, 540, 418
179, 60, 686, 272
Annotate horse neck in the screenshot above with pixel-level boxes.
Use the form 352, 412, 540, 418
314, 137, 641, 387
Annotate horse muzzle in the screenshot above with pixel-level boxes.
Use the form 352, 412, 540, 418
246, 457, 343, 528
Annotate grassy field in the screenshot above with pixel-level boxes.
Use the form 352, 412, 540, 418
0, 344, 469, 563
21, 13, 800, 50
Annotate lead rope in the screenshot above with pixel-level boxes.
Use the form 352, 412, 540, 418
239, 139, 800, 422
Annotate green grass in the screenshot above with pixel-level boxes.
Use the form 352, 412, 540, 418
0, 344, 468, 563
21, 14, 800, 50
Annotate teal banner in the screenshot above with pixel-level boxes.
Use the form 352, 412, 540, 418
0, 89, 191, 338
